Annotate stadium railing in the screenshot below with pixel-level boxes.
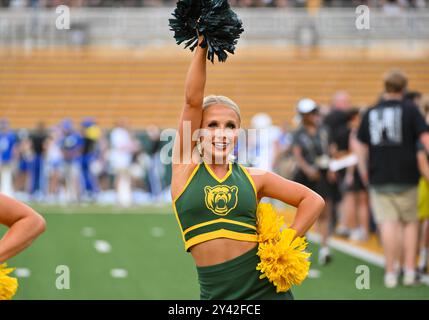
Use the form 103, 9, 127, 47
0, 8, 428, 47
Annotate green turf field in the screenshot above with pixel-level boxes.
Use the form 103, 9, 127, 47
2, 204, 429, 300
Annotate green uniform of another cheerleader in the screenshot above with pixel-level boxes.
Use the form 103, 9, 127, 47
173, 161, 294, 300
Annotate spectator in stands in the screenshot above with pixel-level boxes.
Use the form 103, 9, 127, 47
110, 118, 137, 207
356, 69, 429, 287
29, 121, 48, 200
382, 0, 403, 14
80, 118, 101, 201
60, 119, 83, 203
0, 119, 17, 197
292, 98, 335, 265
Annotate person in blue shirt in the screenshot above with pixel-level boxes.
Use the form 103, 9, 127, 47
0, 119, 17, 197
59, 119, 83, 203
29, 122, 48, 200
80, 118, 101, 201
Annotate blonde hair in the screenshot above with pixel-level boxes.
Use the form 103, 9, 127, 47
203, 95, 241, 123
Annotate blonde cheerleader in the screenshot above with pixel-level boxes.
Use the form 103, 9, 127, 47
169, 0, 325, 299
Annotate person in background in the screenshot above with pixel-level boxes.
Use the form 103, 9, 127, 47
45, 125, 63, 203
29, 122, 48, 201
273, 121, 295, 180
0, 119, 17, 197
417, 97, 429, 275
80, 118, 101, 201
340, 109, 370, 242
292, 98, 335, 265
248, 113, 282, 173
323, 91, 353, 238
14, 129, 33, 196
60, 119, 83, 203
144, 125, 164, 201
110, 118, 137, 207
404, 90, 422, 108
356, 69, 429, 287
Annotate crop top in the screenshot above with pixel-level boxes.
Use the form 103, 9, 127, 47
173, 162, 258, 251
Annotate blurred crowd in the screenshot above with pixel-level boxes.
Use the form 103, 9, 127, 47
0, 0, 426, 8
0, 117, 172, 206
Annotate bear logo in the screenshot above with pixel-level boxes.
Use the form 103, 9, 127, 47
204, 185, 238, 216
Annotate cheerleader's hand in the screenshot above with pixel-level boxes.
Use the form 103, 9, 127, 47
0, 263, 18, 300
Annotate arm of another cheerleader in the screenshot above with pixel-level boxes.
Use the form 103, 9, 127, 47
0, 194, 46, 264
172, 35, 208, 165
418, 149, 429, 182
250, 169, 324, 237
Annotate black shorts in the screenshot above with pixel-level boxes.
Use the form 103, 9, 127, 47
338, 169, 366, 193
293, 169, 335, 200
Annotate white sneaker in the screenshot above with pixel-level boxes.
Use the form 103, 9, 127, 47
349, 228, 367, 242
403, 270, 418, 286
335, 225, 350, 238
318, 247, 332, 265
384, 272, 398, 288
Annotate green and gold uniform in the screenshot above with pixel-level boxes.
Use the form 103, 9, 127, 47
173, 161, 293, 300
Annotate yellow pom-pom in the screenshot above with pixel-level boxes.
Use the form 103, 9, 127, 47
255, 203, 311, 292
256, 203, 284, 243
0, 263, 18, 300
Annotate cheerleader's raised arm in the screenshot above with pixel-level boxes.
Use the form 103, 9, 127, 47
172, 35, 207, 167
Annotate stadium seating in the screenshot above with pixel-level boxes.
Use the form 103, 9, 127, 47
1, 46, 428, 129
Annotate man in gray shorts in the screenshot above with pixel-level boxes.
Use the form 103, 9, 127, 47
356, 69, 429, 288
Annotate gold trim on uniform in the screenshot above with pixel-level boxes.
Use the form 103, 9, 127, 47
173, 164, 201, 203
172, 204, 186, 244
184, 229, 258, 251
172, 164, 201, 244
204, 162, 233, 183
183, 218, 257, 236
239, 164, 258, 205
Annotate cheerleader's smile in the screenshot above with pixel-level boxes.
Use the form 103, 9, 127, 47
213, 141, 230, 150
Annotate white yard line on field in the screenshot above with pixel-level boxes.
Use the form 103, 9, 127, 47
93, 240, 112, 253
110, 269, 128, 278
307, 232, 385, 268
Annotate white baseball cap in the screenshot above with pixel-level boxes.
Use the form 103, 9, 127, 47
297, 98, 318, 114
251, 113, 272, 129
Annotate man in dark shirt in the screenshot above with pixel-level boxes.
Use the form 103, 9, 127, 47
356, 69, 429, 288
30, 122, 48, 199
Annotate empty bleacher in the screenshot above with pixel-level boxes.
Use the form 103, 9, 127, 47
1, 46, 429, 129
